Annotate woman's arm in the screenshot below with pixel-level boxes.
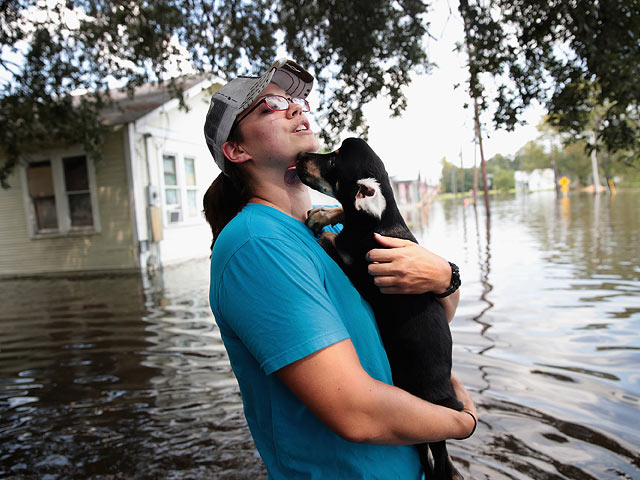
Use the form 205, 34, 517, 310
435, 289, 460, 323
276, 338, 476, 444
366, 233, 460, 322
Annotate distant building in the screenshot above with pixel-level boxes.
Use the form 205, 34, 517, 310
0, 77, 221, 277
514, 169, 556, 192
391, 176, 434, 205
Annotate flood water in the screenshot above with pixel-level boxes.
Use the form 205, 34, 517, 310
1, 190, 639, 479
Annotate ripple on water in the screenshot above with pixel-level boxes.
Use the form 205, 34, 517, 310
2, 193, 640, 479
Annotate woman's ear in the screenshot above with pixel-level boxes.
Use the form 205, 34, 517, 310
222, 141, 251, 165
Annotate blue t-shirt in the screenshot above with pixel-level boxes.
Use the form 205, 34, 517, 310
209, 203, 421, 479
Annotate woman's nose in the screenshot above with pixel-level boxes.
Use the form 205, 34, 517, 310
286, 101, 303, 118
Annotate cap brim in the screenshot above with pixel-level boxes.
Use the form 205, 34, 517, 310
239, 59, 314, 111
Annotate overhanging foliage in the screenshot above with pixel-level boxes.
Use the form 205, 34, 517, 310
458, 0, 640, 155
0, 0, 430, 187
2, 0, 638, 188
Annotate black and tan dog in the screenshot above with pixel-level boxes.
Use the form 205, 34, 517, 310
296, 137, 464, 480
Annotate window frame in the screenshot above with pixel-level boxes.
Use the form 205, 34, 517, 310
20, 149, 101, 238
160, 151, 200, 226
162, 152, 182, 225
183, 155, 199, 220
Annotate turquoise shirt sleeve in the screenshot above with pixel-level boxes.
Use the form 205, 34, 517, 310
216, 235, 350, 375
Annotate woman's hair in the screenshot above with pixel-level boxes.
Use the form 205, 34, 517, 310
202, 128, 252, 250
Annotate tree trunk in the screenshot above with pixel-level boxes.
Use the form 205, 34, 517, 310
459, 150, 465, 196
461, 0, 490, 213
474, 97, 490, 212
473, 157, 479, 205
550, 139, 560, 196
591, 130, 601, 194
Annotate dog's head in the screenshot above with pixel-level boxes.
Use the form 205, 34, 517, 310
296, 137, 391, 220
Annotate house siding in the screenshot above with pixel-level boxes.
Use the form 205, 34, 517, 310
0, 130, 137, 276
137, 87, 220, 266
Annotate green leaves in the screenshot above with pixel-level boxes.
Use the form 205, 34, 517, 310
1, 0, 431, 186
277, 0, 431, 145
459, 0, 640, 155
2, 0, 637, 188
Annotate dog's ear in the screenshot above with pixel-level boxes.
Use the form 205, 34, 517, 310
354, 178, 386, 219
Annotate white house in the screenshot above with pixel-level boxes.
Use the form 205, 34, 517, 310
0, 78, 221, 277
514, 168, 556, 192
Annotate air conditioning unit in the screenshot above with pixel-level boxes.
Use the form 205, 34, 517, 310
168, 209, 182, 224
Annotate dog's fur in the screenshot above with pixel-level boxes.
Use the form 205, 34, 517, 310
296, 138, 464, 480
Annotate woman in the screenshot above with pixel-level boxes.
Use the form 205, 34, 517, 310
203, 58, 476, 479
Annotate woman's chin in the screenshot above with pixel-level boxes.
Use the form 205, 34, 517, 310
308, 136, 321, 153
297, 133, 320, 154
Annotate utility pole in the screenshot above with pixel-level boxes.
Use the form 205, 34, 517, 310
451, 168, 457, 196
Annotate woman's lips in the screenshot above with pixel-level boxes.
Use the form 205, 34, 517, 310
293, 119, 310, 133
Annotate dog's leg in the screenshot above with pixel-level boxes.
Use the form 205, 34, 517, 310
447, 454, 464, 480
417, 443, 434, 479
317, 231, 356, 267
317, 232, 340, 262
306, 206, 344, 235
429, 441, 463, 480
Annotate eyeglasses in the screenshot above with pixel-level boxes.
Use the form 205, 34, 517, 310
235, 94, 311, 127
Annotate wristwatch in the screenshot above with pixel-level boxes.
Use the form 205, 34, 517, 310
435, 262, 461, 298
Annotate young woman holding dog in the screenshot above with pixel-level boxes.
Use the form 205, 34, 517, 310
203, 58, 476, 479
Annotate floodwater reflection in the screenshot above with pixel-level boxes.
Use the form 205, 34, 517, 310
404, 190, 640, 479
1, 190, 639, 479
0, 271, 264, 479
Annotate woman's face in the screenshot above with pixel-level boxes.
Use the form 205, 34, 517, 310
233, 83, 320, 181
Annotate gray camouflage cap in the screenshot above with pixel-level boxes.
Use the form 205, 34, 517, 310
203, 58, 314, 174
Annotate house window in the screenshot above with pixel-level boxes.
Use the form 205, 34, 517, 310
24, 154, 98, 236
64, 156, 94, 227
184, 156, 198, 218
162, 153, 199, 224
26, 161, 59, 231
163, 154, 182, 224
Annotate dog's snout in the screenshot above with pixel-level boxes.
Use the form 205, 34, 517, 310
297, 151, 314, 162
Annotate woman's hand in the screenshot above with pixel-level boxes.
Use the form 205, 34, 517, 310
366, 233, 460, 322
450, 373, 478, 440
277, 338, 479, 444
366, 233, 451, 295
450, 374, 476, 418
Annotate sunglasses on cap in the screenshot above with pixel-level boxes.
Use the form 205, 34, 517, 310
234, 94, 311, 128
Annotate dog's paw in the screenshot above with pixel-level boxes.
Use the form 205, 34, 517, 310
451, 467, 465, 480
448, 454, 465, 480
306, 206, 343, 235
318, 231, 337, 249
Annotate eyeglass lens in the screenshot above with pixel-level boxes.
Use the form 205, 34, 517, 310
264, 95, 309, 112
233, 95, 310, 129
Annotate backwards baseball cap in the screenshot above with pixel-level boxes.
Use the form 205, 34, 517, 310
204, 58, 314, 174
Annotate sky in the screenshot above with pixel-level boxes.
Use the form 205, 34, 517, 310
329, 0, 546, 184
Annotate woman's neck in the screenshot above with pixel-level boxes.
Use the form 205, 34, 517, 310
249, 183, 312, 223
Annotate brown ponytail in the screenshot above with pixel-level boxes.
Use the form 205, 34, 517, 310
203, 131, 252, 249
